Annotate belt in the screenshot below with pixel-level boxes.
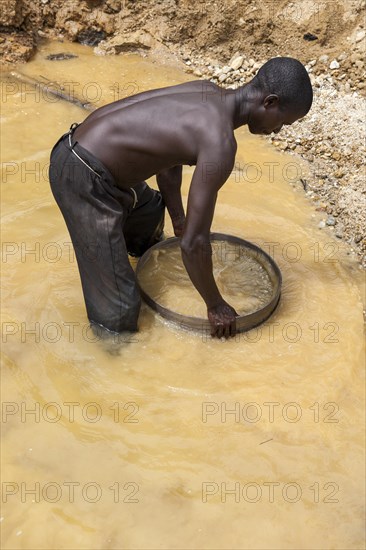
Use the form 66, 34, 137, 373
67, 123, 138, 209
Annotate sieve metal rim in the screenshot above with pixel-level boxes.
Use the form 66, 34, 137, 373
136, 233, 282, 334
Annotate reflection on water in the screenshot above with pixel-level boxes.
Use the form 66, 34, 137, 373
1, 40, 365, 550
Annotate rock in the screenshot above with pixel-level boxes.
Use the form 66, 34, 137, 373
318, 220, 326, 228
329, 60, 340, 70
77, 30, 106, 46
230, 55, 244, 71
221, 65, 232, 74
331, 152, 341, 161
334, 169, 345, 178
0, 0, 23, 27
228, 51, 240, 65
63, 20, 84, 39
100, 31, 154, 54
218, 73, 228, 83
46, 53, 78, 61
318, 55, 329, 64
105, 0, 122, 12
326, 215, 336, 226
355, 30, 365, 43
303, 32, 318, 41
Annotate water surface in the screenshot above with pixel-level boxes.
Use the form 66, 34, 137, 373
1, 40, 365, 550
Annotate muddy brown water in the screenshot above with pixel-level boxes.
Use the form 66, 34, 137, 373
1, 40, 365, 550
138, 239, 276, 317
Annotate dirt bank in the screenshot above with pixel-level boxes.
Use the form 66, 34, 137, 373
1, 0, 365, 264
1, 1, 365, 81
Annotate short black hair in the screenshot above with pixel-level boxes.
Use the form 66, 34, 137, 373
253, 57, 313, 115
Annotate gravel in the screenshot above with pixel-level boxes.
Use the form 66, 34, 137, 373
181, 51, 366, 267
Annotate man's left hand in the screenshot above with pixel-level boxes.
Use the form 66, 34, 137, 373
173, 216, 185, 238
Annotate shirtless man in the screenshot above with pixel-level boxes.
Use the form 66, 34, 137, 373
49, 56, 313, 339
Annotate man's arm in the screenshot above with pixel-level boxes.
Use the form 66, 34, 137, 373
180, 143, 238, 338
156, 166, 185, 237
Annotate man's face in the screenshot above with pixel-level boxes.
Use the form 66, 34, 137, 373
248, 95, 303, 135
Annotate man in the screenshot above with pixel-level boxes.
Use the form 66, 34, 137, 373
49, 56, 313, 339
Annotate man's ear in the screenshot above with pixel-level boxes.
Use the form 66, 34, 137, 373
263, 94, 279, 109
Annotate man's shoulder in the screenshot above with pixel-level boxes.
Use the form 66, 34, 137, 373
199, 114, 237, 152
197, 130, 237, 170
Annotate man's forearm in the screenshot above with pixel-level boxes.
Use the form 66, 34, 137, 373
156, 166, 185, 228
161, 188, 185, 224
181, 239, 223, 308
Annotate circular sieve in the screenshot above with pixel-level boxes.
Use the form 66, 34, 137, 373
136, 233, 282, 334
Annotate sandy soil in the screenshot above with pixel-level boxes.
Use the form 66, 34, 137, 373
1, 0, 365, 265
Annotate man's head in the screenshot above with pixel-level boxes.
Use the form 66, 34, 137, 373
247, 57, 313, 135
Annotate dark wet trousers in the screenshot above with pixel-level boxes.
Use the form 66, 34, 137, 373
49, 123, 165, 334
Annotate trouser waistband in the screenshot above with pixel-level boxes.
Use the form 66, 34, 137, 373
64, 122, 138, 209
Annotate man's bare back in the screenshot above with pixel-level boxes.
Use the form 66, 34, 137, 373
74, 81, 235, 187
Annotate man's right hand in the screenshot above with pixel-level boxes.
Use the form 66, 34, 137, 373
207, 301, 238, 339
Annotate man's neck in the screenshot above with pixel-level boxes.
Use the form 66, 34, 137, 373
224, 83, 257, 130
